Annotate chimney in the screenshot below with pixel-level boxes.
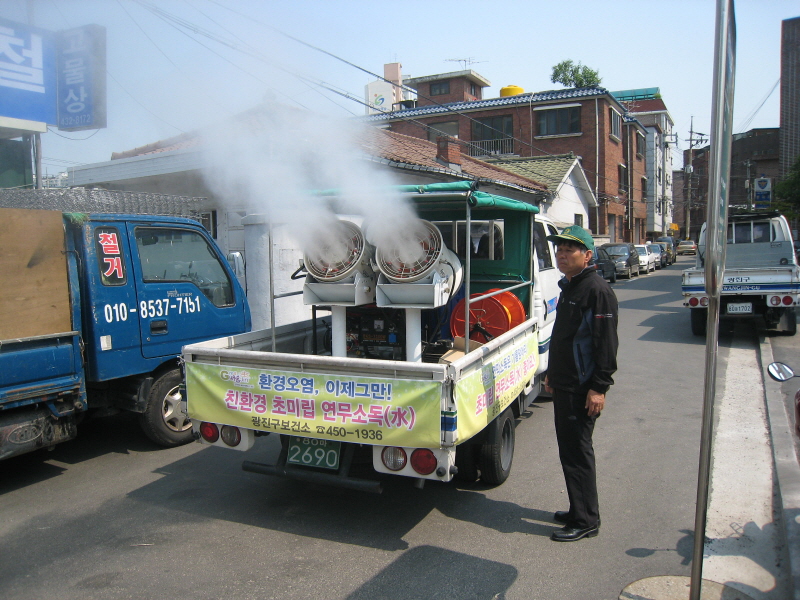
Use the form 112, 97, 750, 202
436, 136, 462, 171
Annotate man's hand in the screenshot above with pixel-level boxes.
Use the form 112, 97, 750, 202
586, 389, 605, 417
544, 375, 553, 394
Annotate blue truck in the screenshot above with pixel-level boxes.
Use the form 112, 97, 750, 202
0, 208, 251, 460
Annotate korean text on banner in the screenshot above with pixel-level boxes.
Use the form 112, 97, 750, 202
455, 333, 538, 443
186, 363, 443, 448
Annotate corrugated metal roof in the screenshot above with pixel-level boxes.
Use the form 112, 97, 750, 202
366, 86, 612, 122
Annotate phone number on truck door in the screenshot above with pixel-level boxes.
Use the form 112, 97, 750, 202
102, 296, 201, 323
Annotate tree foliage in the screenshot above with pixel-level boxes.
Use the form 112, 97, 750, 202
550, 60, 602, 88
774, 154, 800, 220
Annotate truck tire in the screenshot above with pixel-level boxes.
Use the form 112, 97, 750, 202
139, 369, 193, 447
691, 308, 707, 337
479, 407, 515, 486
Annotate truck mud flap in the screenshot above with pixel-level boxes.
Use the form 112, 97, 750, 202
0, 407, 77, 461
242, 442, 383, 494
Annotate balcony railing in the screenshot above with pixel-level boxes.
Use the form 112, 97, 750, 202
466, 138, 515, 157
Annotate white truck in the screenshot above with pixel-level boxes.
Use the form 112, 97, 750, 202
181, 182, 566, 492
682, 211, 799, 336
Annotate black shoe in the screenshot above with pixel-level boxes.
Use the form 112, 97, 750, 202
553, 510, 570, 524
550, 524, 599, 542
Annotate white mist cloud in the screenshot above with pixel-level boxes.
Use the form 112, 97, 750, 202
199, 102, 426, 265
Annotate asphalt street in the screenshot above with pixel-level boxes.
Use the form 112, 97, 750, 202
0, 255, 795, 600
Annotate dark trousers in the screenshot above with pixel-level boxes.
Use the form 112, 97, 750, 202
552, 387, 599, 528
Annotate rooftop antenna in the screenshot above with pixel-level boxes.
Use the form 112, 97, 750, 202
445, 58, 485, 70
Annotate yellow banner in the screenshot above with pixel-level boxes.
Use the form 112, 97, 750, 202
454, 332, 538, 442
186, 363, 444, 448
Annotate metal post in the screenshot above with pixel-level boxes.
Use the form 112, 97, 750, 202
689, 2, 736, 599
268, 217, 277, 353
463, 201, 472, 354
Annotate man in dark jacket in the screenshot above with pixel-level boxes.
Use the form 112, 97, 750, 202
544, 225, 619, 542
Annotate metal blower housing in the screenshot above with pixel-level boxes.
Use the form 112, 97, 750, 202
302, 221, 376, 307
374, 220, 463, 308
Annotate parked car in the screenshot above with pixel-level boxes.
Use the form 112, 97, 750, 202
591, 246, 617, 283
677, 240, 698, 255
655, 239, 675, 264
634, 244, 657, 273
649, 243, 667, 269
600, 243, 640, 279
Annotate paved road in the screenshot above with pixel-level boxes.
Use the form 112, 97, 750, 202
0, 257, 773, 600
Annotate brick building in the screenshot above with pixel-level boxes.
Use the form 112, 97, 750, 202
367, 68, 649, 242
613, 90, 676, 239
681, 127, 780, 240
781, 16, 800, 179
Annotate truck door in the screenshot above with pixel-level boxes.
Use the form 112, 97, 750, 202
127, 224, 247, 360
79, 220, 144, 381
533, 221, 560, 372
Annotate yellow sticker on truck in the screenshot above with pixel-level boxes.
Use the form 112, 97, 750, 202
454, 333, 538, 443
186, 363, 443, 448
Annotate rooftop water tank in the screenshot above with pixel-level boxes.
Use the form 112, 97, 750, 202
500, 85, 525, 97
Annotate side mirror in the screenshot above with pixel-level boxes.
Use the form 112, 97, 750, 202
767, 362, 795, 382
226, 252, 246, 278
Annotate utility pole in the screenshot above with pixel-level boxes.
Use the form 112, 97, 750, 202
744, 159, 753, 210
684, 119, 708, 240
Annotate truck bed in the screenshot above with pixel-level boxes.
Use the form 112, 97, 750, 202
0, 331, 85, 409
183, 318, 539, 449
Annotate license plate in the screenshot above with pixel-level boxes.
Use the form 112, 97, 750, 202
727, 302, 753, 314
286, 436, 341, 470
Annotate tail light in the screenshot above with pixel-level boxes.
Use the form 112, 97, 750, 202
199, 422, 219, 443
410, 449, 437, 475
689, 297, 699, 307
699, 297, 709, 307
783, 296, 794, 306
770, 296, 782, 306
220, 425, 242, 447
381, 447, 407, 471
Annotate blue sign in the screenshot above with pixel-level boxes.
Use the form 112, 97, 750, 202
56, 25, 106, 131
0, 18, 57, 124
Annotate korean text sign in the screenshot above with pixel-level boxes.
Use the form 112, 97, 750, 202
454, 332, 538, 442
56, 25, 106, 131
186, 363, 443, 448
0, 17, 57, 124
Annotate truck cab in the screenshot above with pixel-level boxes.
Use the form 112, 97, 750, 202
683, 211, 799, 335
0, 209, 251, 460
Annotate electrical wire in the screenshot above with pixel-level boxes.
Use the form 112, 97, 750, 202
200, 0, 655, 199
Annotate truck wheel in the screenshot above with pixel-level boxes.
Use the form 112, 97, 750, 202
139, 369, 193, 447
691, 308, 707, 337
479, 407, 515, 486
454, 443, 480, 483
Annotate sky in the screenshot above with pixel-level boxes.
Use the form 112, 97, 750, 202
2, 0, 798, 178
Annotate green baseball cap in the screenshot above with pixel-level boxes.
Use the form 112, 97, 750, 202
546, 225, 595, 251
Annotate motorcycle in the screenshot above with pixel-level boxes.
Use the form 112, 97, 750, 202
767, 362, 800, 437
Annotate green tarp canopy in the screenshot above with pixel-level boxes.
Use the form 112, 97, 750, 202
315, 181, 539, 214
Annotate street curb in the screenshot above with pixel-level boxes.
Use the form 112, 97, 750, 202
758, 335, 800, 600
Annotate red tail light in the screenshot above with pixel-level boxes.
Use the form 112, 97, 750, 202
410, 449, 437, 475
199, 422, 219, 443
783, 296, 794, 306
689, 297, 699, 307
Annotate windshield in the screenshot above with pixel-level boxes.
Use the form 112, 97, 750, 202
604, 245, 629, 257
635, 245, 648, 253
650, 245, 661, 254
